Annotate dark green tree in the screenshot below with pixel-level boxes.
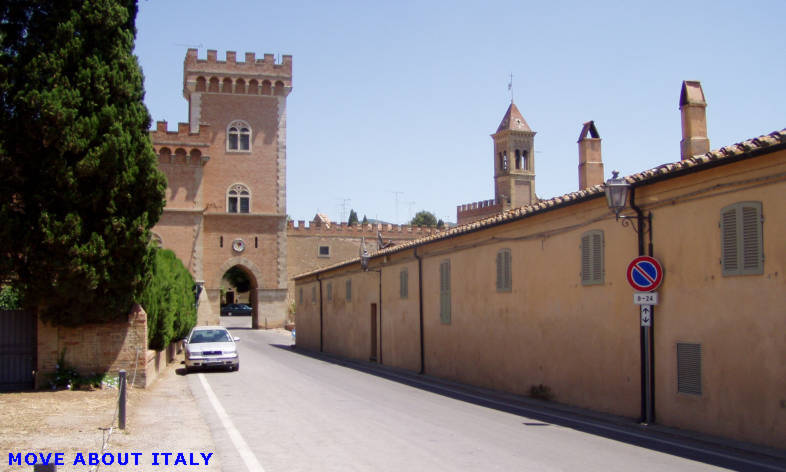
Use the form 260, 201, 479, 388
222, 266, 251, 294
348, 209, 359, 226
411, 210, 438, 227
437, 219, 445, 229
138, 249, 196, 350
361, 214, 368, 225
0, 1, 166, 325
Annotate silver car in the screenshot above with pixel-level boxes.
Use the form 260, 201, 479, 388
184, 326, 240, 372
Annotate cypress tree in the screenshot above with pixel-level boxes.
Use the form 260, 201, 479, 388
0, 1, 166, 325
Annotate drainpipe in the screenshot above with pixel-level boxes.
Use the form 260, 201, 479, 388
318, 275, 323, 352
378, 267, 383, 365
415, 247, 425, 374
629, 187, 655, 424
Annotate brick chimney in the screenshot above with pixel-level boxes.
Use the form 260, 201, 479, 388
578, 121, 604, 189
679, 80, 709, 160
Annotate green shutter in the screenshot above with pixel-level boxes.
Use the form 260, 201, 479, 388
400, 269, 408, 299
581, 230, 604, 285
722, 202, 763, 276
440, 260, 451, 324
346, 279, 352, 301
327, 282, 332, 301
720, 206, 738, 274
497, 249, 512, 291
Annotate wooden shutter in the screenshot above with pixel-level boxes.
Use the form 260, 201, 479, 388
440, 260, 451, 324
721, 202, 763, 276
581, 230, 604, 285
497, 249, 512, 291
400, 269, 408, 299
346, 279, 351, 301
327, 282, 332, 301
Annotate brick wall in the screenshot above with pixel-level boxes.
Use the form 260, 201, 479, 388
36, 304, 168, 389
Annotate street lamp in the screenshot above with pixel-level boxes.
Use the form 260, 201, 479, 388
605, 170, 630, 219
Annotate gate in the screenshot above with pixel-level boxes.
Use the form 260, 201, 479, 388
0, 310, 36, 391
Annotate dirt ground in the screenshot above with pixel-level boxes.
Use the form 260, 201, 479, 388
0, 361, 220, 472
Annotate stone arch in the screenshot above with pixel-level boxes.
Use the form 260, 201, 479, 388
174, 147, 187, 164
274, 80, 285, 96
235, 78, 246, 94
248, 79, 259, 94
261, 80, 272, 95
222, 77, 233, 93
215, 257, 264, 289
195, 76, 206, 92
208, 77, 219, 92
159, 147, 172, 163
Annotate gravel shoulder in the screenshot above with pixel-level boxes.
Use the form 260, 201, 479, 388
1, 359, 220, 472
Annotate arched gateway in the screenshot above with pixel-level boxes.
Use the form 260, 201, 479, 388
149, 48, 291, 328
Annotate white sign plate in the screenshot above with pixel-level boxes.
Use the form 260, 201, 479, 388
640, 305, 652, 327
634, 292, 658, 305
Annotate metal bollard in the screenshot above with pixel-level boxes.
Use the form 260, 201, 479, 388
118, 369, 127, 430
34, 465, 56, 471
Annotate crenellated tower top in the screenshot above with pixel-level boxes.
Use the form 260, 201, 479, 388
181, 48, 293, 133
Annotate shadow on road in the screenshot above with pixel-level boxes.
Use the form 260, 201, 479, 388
268, 344, 785, 472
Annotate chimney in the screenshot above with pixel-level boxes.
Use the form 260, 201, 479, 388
578, 121, 604, 189
679, 80, 709, 160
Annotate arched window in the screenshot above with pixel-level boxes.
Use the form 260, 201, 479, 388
521, 150, 529, 170
227, 184, 250, 214
502, 151, 508, 171
235, 78, 246, 94
222, 77, 233, 93
515, 150, 521, 169
208, 77, 219, 92
195, 77, 206, 92
261, 80, 272, 95
227, 120, 251, 151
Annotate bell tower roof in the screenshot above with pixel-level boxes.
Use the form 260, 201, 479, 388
496, 102, 532, 133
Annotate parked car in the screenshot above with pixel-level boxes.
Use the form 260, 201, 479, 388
220, 303, 252, 316
183, 326, 239, 372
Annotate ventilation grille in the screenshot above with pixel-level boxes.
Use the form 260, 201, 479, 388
677, 343, 702, 395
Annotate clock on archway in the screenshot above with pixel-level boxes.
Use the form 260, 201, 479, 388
232, 238, 246, 253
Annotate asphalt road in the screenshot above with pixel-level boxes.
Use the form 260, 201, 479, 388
185, 316, 784, 472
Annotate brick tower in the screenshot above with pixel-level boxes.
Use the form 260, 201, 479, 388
492, 102, 536, 210
150, 49, 292, 328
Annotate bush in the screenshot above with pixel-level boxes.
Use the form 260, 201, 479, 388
138, 248, 196, 351
0, 285, 22, 310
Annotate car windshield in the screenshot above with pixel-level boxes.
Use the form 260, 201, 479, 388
190, 330, 232, 343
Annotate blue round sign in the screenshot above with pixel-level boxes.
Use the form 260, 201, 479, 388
626, 256, 663, 292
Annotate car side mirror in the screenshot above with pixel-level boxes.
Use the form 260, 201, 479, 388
233, 337, 240, 342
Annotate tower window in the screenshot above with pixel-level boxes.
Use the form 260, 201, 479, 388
227, 120, 251, 151
515, 150, 521, 169
318, 245, 330, 257
227, 184, 251, 213
521, 150, 529, 170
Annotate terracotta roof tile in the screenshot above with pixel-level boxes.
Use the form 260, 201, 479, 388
294, 128, 786, 280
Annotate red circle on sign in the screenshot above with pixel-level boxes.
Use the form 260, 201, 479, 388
626, 256, 663, 291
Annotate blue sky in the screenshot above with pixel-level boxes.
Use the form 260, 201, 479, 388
135, 0, 786, 225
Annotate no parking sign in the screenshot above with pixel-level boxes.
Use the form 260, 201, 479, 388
626, 256, 663, 292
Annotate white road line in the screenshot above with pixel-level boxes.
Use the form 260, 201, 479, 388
198, 373, 265, 472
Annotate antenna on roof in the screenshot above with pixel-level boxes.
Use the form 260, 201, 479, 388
174, 43, 204, 49
508, 72, 514, 103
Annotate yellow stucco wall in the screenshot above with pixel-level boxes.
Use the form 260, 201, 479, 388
295, 147, 786, 449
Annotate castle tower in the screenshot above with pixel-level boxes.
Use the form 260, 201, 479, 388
492, 102, 536, 210
151, 49, 293, 329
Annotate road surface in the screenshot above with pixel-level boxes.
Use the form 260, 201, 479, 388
184, 316, 784, 472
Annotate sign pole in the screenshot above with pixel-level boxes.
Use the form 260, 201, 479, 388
627, 256, 663, 425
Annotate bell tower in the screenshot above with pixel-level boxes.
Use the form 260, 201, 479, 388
492, 102, 536, 210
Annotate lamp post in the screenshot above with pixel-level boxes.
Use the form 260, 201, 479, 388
605, 171, 655, 425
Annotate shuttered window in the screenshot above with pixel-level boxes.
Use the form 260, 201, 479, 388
496, 249, 512, 292
400, 269, 408, 299
720, 202, 763, 276
581, 230, 604, 285
326, 282, 332, 301
677, 343, 702, 395
439, 260, 451, 324
346, 279, 352, 301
